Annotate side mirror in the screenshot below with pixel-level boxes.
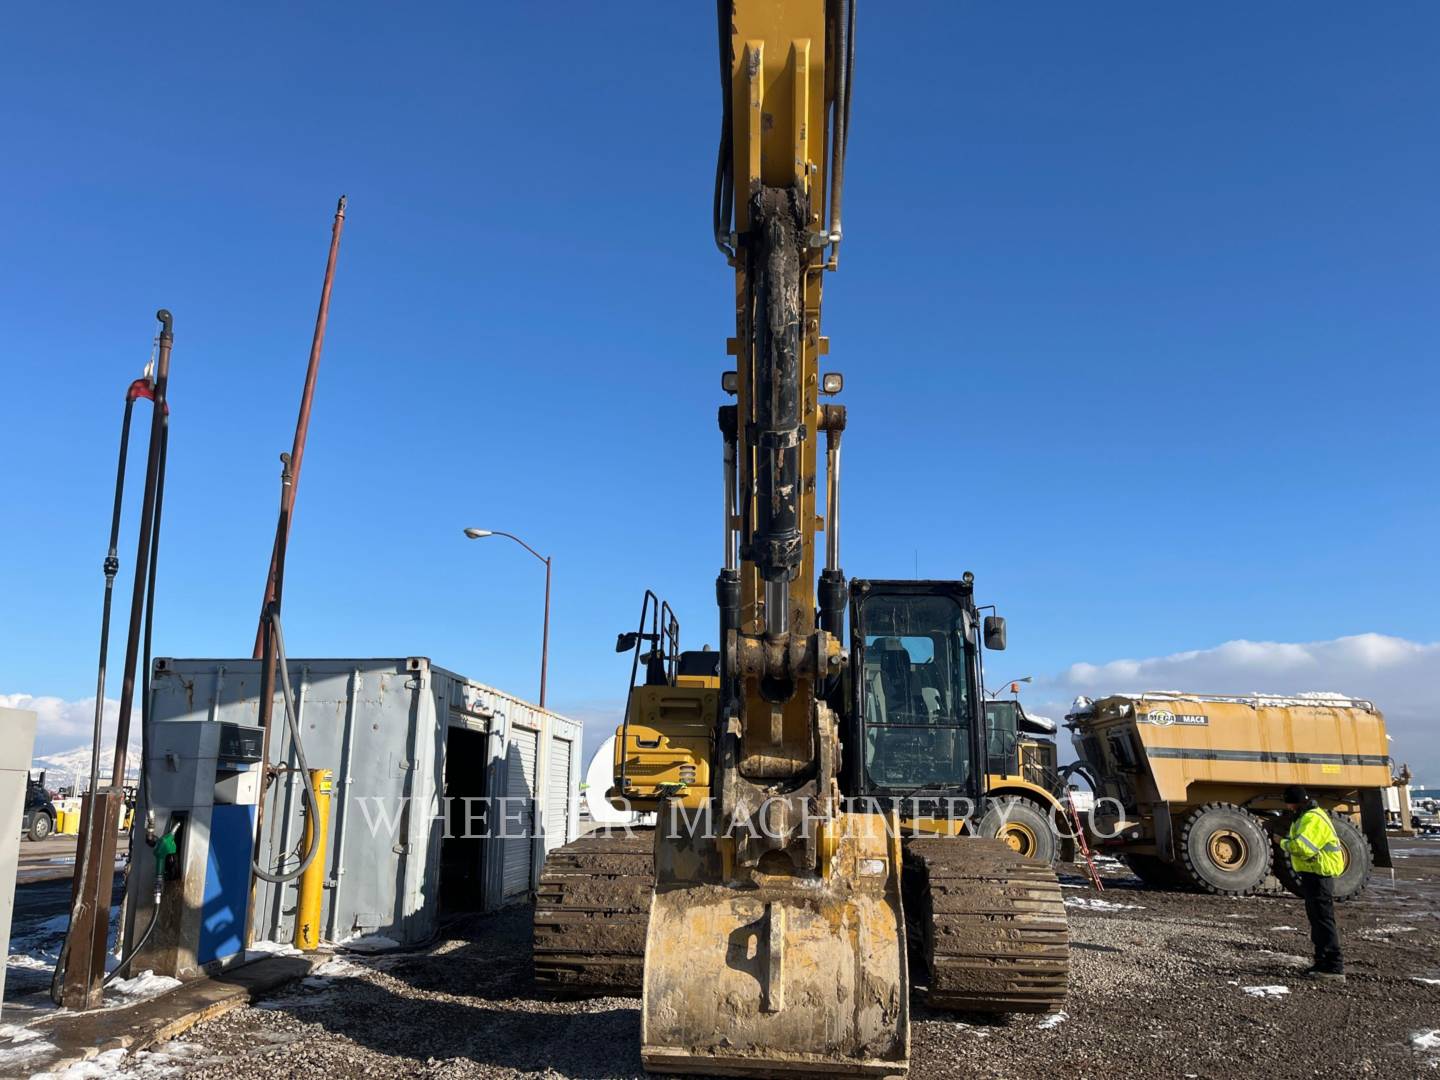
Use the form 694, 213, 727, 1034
983, 615, 1007, 651
615, 631, 640, 653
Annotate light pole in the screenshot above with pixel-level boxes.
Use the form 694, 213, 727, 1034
987, 674, 1032, 700
464, 527, 552, 709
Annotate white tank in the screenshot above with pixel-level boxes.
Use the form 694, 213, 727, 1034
583, 734, 653, 827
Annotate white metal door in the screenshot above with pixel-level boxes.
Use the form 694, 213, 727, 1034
545, 738, 573, 852
500, 727, 538, 899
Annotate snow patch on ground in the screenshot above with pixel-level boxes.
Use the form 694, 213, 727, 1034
105, 969, 182, 1004
0, 1023, 57, 1073
1064, 896, 1144, 912
1241, 985, 1290, 999
242, 939, 302, 963
27, 1043, 194, 1079
1037, 1010, 1068, 1030
1413, 977, 1440, 986
337, 933, 401, 953
8, 910, 123, 994
1362, 925, 1421, 940
299, 954, 362, 989
1269, 925, 1300, 931
1413, 1029, 1440, 1051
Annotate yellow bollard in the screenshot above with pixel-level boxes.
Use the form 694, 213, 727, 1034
293, 769, 334, 951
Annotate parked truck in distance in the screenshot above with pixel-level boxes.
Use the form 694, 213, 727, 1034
1067, 692, 1394, 899
22, 770, 56, 841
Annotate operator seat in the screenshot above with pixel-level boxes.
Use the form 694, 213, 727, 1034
872, 637, 919, 722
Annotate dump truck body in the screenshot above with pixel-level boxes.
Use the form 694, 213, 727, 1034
1069, 692, 1394, 897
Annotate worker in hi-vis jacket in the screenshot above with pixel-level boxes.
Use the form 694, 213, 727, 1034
1280, 785, 1346, 981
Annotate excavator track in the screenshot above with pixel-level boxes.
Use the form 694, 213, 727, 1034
905, 836, 1070, 1014
532, 829, 653, 996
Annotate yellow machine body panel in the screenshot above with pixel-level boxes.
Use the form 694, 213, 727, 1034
1073, 692, 1391, 808
612, 684, 716, 813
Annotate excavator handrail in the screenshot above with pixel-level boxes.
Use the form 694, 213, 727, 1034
615, 590, 680, 797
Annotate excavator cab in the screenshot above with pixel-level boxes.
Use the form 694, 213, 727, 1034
846, 579, 984, 805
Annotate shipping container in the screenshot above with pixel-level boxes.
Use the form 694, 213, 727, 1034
143, 657, 582, 948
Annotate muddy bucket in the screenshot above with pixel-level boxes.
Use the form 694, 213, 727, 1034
640, 811, 909, 1078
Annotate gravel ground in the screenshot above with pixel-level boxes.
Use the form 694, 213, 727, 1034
97, 838, 1440, 1080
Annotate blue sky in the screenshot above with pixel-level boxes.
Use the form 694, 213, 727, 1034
3, 3, 1437, 774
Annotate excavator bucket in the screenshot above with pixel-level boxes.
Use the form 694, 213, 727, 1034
641, 811, 909, 1078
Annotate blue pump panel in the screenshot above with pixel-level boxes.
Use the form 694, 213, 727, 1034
198, 803, 255, 966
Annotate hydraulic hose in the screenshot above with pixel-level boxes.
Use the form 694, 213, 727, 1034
712, 0, 735, 258
250, 608, 322, 884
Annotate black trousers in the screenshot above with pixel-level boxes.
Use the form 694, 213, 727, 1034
1298, 872, 1343, 973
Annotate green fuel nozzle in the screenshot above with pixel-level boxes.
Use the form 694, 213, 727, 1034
152, 829, 178, 899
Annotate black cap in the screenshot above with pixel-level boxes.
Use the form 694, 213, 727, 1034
1282, 784, 1308, 805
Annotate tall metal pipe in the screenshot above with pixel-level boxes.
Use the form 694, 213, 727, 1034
83, 386, 141, 804
110, 310, 172, 788
252, 195, 347, 658
58, 311, 173, 1010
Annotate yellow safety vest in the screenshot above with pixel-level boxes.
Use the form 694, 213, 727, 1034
1282, 806, 1345, 877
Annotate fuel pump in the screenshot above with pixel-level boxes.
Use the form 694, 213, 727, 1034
122, 720, 264, 977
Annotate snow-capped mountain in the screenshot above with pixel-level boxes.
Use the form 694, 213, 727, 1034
31, 740, 141, 791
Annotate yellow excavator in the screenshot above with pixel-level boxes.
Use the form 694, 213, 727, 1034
535, 4, 1069, 1075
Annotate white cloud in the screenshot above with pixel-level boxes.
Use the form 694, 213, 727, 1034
0, 692, 118, 751
0, 693, 143, 782
1031, 633, 1440, 781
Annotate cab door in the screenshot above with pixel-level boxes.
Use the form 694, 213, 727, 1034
846, 579, 984, 803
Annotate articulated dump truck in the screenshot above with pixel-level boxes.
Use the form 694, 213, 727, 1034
1067, 692, 1396, 899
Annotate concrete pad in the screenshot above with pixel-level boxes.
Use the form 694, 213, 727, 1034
13, 955, 312, 1076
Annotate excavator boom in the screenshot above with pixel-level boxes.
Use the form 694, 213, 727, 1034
640, 2, 908, 1076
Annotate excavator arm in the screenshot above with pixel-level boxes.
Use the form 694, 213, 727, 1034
641, 3, 909, 1076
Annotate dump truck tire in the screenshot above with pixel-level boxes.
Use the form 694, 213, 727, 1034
1330, 815, 1374, 901
1122, 854, 1186, 889
1178, 803, 1272, 895
978, 797, 1059, 865
1272, 813, 1373, 902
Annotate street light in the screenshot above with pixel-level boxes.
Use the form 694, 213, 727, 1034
463, 527, 552, 709
987, 674, 1032, 700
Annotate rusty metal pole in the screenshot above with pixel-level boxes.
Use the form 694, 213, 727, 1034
58, 310, 173, 1009
252, 195, 347, 658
